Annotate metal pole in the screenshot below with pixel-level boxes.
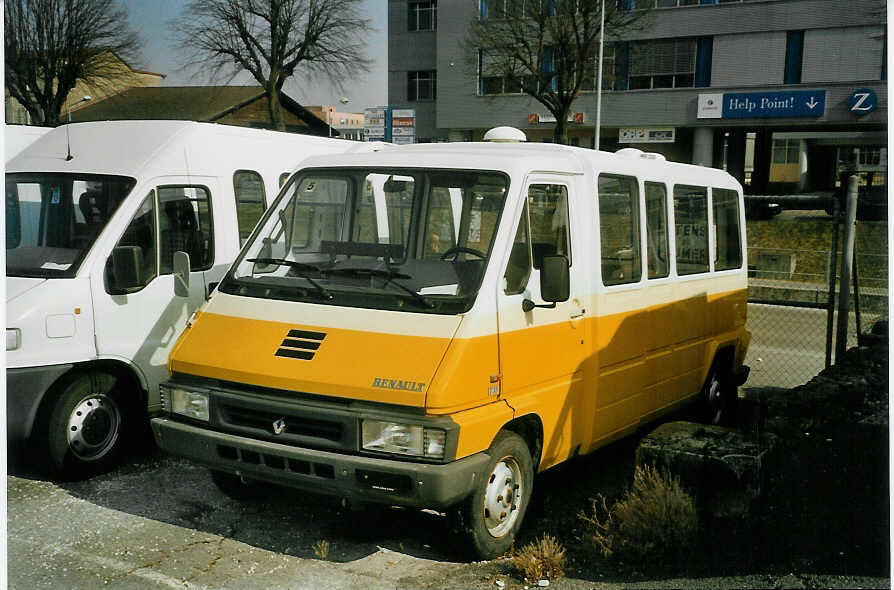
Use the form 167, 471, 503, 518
852, 249, 862, 338
594, 0, 605, 150
824, 197, 840, 368
835, 174, 859, 362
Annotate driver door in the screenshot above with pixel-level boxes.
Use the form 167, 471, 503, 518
496, 176, 590, 470
91, 177, 215, 410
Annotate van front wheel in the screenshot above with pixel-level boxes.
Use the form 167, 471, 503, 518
47, 371, 129, 479
456, 431, 533, 559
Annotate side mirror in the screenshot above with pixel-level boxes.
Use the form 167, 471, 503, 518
173, 251, 191, 297
522, 254, 569, 312
106, 246, 145, 294
540, 254, 570, 302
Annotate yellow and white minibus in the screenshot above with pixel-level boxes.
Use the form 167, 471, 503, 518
151, 128, 750, 558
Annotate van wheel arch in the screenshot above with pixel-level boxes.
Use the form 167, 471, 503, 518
34, 360, 149, 479
501, 414, 544, 473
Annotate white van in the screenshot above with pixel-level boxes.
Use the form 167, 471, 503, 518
5, 120, 374, 477
152, 128, 750, 558
5, 124, 53, 162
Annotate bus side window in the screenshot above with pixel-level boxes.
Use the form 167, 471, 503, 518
673, 185, 709, 275
713, 188, 742, 270
645, 182, 669, 279
598, 174, 641, 286
234, 170, 267, 246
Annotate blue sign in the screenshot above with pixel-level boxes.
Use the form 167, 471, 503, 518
848, 88, 877, 115
722, 90, 826, 119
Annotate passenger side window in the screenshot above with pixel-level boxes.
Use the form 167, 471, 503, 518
645, 182, 669, 279
234, 170, 266, 246
598, 174, 641, 286
527, 184, 570, 268
503, 202, 532, 295
158, 186, 213, 274
674, 185, 709, 275
713, 188, 742, 271
108, 192, 157, 291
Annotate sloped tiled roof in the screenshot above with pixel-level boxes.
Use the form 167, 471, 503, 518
70, 86, 268, 121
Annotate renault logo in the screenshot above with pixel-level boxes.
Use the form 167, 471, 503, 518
272, 418, 286, 435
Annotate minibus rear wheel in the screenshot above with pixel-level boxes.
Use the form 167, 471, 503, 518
46, 370, 131, 479
455, 430, 534, 559
701, 365, 737, 426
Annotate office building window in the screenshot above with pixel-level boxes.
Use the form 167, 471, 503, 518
784, 30, 804, 84
579, 45, 617, 91
478, 50, 535, 95
408, 70, 436, 100
772, 138, 799, 164
628, 38, 696, 89
632, 0, 757, 7
408, 1, 437, 31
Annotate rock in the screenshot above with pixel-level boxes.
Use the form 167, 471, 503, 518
636, 421, 778, 519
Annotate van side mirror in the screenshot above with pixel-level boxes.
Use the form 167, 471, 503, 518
541, 254, 570, 302
522, 254, 569, 312
173, 251, 191, 297
106, 246, 145, 294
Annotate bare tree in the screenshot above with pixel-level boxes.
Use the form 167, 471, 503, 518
467, 0, 649, 144
5, 0, 142, 126
177, 0, 372, 132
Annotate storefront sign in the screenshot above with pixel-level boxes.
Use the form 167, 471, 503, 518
619, 127, 676, 143
698, 90, 826, 119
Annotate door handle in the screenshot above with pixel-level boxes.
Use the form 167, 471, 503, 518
570, 308, 586, 319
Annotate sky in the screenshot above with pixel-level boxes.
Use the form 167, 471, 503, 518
121, 0, 388, 111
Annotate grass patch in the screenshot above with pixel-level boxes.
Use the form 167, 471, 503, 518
578, 464, 698, 568
312, 539, 330, 560
508, 534, 566, 582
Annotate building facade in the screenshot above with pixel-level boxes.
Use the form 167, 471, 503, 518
388, 0, 886, 194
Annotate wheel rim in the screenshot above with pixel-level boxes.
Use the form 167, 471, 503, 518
706, 374, 723, 425
483, 455, 523, 538
66, 394, 121, 461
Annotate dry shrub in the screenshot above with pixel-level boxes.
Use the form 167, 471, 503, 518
312, 539, 330, 560
509, 534, 566, 582
579, 464, 698, 566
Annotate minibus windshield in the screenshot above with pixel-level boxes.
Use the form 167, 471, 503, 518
223, 168, 509, 314
5, 173, 136, 278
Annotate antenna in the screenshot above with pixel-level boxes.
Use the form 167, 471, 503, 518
64, 95, 92, 161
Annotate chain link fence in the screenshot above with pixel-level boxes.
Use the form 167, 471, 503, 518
744, 242, 888, 390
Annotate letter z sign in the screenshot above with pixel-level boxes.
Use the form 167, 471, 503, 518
849, 88, 877, 116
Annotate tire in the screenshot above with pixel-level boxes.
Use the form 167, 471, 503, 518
210, 470, 275, 501
701, 364, 737, 426
455, 431, 534, 559
46, 371, 132, 479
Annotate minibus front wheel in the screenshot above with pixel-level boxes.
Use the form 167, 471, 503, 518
701, 364, 737, 426
455, 430, 534, 559
46, 370, 132, 479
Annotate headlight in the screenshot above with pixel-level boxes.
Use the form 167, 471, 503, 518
6, 329, 20, 351
162, 384, 210, 422
361, 419, 446, 460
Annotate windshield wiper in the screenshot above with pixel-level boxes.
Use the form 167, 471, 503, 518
246, 257, 333, 300
327, 267, 434, 309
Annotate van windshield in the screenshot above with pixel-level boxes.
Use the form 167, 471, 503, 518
221, 168, 509, 315
5, 173, 136, 278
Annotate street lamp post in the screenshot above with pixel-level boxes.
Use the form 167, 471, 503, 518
595, 0, 605, 151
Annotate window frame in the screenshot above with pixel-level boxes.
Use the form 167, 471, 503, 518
711, 187, 743, 272
672, 184, 710, 276
408, 0, 437, 31
644, 180, 671, 280
408, 70, 437, 101
157, 183, 215, 274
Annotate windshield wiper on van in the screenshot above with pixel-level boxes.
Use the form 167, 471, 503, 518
246, 257, 333, 300
326, 267, 435, 309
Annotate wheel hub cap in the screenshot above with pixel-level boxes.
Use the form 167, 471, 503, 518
67, 395, 121, 461
483, 457, 523, 537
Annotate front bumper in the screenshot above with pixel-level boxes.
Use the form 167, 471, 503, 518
7, 364, 73, 442
152, 417, 490, 509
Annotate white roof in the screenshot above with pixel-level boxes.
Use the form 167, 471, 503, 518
5, 120, 354, 178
